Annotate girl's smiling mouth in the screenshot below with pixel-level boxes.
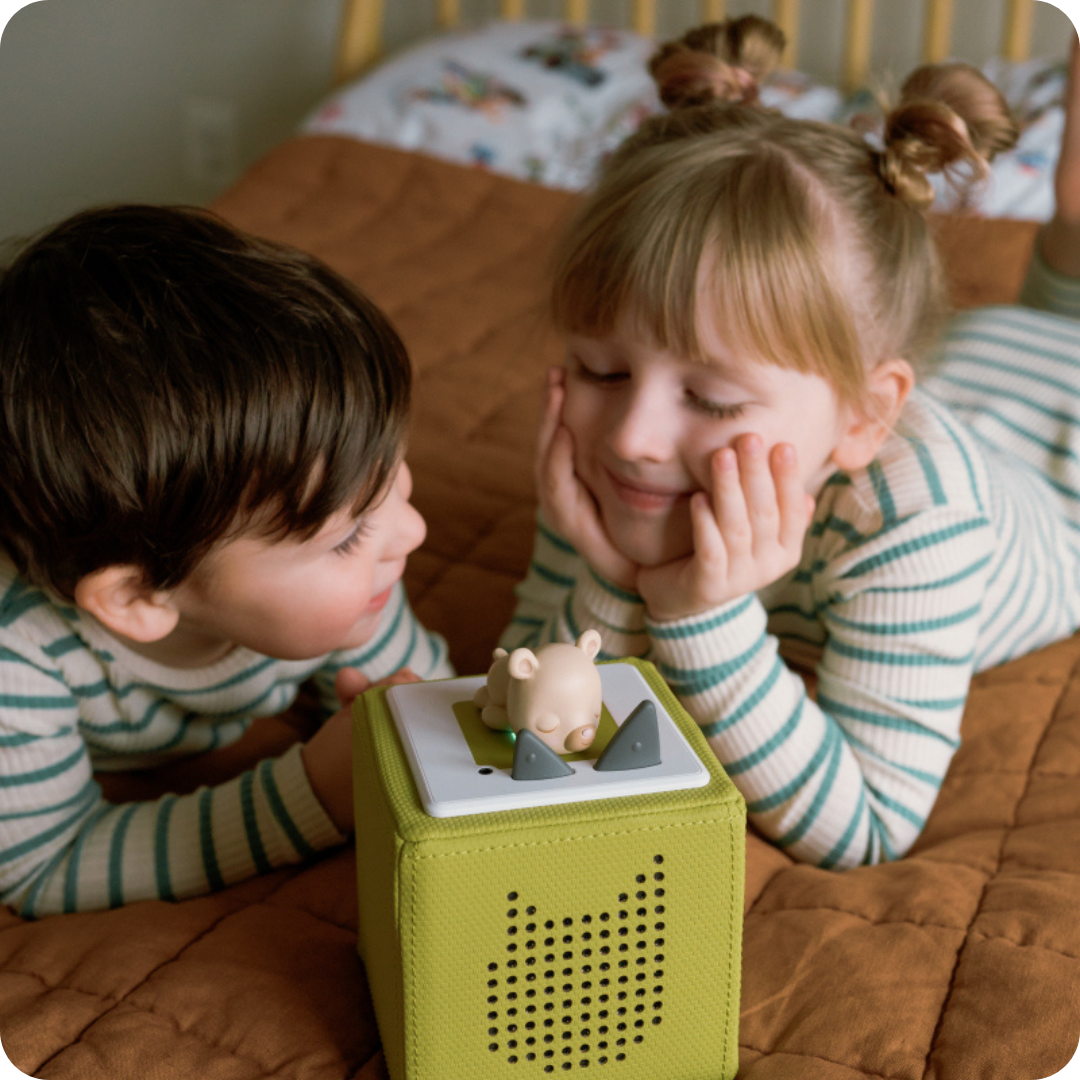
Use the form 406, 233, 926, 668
604, 467, 693, 512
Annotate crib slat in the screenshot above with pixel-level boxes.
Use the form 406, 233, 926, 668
437, 0, 460, 28
842, 0, 873, 92
1002, 0, 1033, 61
563, 0, 589, 26
772, 0, 800, 67
701, 0, 727, 21
500, 0, 526, 19
333, 0, 384, 86
633, 0, 657, 38
922, 0, 954, 63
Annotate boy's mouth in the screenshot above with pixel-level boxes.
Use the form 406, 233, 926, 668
366, 584, 396, 612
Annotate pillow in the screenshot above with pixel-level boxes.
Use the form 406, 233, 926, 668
303, 20, 660, 190
303, 21, 1066, 220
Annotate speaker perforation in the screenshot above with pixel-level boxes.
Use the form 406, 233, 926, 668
488, 858, 667, 1068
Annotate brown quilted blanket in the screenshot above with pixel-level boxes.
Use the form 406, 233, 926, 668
2, 137, 1077, 1080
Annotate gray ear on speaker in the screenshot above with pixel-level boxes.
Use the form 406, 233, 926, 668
512, 728, 575, 781
594, 699, 661, 772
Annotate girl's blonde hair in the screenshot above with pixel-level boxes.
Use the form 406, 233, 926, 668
551, 17, 1019, 407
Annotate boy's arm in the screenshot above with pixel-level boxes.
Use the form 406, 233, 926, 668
645, 505, 994, 868
0, 643, 344, 917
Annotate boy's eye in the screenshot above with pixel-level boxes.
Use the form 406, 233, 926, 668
332, 519, 372, 556
687, 392, 745, 420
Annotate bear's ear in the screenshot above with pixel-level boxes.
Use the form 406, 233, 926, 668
508, 648, 541, 680
493, 647, 508, 660
577, 629, 602, 660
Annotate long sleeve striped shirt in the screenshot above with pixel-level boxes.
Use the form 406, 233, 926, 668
0, 572, 452, 917
503, 253, 1080, 869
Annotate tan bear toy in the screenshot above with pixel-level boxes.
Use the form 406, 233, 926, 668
473, 630, 603, 754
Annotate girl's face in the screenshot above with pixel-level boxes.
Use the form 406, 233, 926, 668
168, 461, 427, 660
562, 310, 854, 568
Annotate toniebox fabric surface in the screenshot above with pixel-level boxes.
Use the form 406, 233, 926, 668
0, 136, 1077, 1080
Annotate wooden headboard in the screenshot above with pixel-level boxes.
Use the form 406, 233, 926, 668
333, 0, 1041, 92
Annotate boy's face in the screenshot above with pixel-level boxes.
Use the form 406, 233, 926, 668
561, 310, 852, 568
169, 462, 427, 661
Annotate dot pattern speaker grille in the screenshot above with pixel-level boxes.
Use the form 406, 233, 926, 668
484, 855, 668, 1071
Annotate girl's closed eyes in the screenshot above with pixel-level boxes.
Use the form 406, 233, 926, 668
685, 392, 746, 421
573, 354, 749, 422
569, 355, 625, 384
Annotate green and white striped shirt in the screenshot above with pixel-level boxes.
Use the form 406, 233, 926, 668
504, 253, 1080, 869
0, 572, 451, 916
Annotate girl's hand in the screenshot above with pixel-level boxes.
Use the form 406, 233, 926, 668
1042, 32, 1080, 277
536, 367, 639, 591
637, 435, 814, 622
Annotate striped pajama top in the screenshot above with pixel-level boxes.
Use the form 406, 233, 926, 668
0, 575, 452, 916
503, 253, 1080, 869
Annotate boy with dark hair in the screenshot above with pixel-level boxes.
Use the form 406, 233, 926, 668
0, 204, 452, 917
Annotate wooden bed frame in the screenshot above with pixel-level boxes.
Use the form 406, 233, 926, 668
333, 0, 1041, 93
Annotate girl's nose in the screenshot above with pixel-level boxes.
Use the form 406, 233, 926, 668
607, 391, 675, 463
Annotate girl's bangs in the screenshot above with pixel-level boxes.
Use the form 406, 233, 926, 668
553, 164, 865, 403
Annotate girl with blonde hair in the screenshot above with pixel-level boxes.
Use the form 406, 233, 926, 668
504, 19, 1080, 868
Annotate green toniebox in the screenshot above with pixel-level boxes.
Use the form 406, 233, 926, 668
351, 658, 745, 1080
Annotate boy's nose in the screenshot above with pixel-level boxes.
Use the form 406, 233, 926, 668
393, 501, 427, 558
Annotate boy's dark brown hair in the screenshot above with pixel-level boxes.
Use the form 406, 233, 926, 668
0, 204, 412, 599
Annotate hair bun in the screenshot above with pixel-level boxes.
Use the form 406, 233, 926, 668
649, 16, 786, 109
880, 62, 1019, 209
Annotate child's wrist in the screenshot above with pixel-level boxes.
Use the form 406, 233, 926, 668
646, 593, 765, 667
300, 713, 355, 835
644, 591, 750, 626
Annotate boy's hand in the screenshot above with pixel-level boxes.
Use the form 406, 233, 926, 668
537, 367, 639, 591
1041, 33, 1080, 277
303, 667, 420, 833
333, 665, 419, 707
637, 435, 813, 622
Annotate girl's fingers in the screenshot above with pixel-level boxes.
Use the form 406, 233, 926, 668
771, 443, 811, 550
536, 368, 567, 468
712, 446, 752, 556
541, 426, 576, 511
690, 488, 727, 572
737, 434, 781, 547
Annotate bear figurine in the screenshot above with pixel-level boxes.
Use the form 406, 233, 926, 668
473, 630, 603, 754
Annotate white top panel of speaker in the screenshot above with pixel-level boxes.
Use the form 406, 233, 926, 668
386, 663, 710, 818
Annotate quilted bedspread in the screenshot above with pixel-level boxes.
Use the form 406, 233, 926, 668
1, 137, 1077, 1080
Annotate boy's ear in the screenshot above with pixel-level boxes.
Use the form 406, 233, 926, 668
831, 358, 915, 473
74, 565, 180, 643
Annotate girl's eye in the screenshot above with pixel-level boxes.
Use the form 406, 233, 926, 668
687, 393, 745, 420
574, 360, 626, 384
333, 520, 372, 556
